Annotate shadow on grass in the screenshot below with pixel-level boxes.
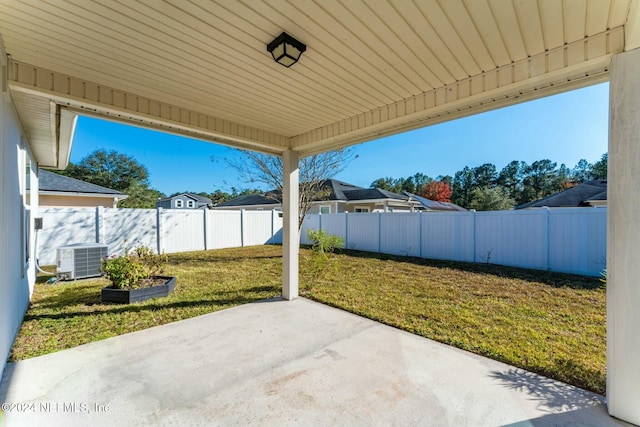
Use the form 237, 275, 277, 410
25, 285, 280, 321
167, 252, 282, 265
336, 249, 602, 290
489, 368, 604, 410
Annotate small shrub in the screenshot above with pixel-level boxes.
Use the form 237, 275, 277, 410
132, 246, 167, 278
599, 269, 607, 289
306, 229, 344, 283
307, 229, 344, 258
102, 246, 168, 289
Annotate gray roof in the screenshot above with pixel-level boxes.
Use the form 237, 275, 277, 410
515, 180, 607, 209
324, 179, 410, 201
39, 169, 126, 195
216, 194, 279, 207
216, 179, 412, 207
404, 192, 467, 212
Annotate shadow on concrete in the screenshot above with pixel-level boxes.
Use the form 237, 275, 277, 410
501, 407, 631, 427
0, 362, 16, 403
489, 368, 602, 411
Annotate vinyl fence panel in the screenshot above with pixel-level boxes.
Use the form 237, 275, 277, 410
243, 211, 280, 246
548, 208, 607, 276
39, 207, 606, 277
36, 208, 99, 265
380, 213, 420, 257
300, 215, 320, 245
319, 214, 347, 246
102, 208, 157, 256
160, 209, 205, 254
206, 210, 242, 249
345, 213, 380, 252
420, 212, 475, 262
475, 210, 548, 270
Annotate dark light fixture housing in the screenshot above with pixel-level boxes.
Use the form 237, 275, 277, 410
267, 32, 307, 68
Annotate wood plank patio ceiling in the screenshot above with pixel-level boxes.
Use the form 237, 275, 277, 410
0, 0, 637, 167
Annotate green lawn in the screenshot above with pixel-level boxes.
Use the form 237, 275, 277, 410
11, 245, 605, 394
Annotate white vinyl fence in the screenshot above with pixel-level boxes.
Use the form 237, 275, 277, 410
301, 208, 606, 277
36, 208, 283, 265
37, 207, 606, 277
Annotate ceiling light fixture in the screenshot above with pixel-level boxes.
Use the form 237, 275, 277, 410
267, 32, 306, 68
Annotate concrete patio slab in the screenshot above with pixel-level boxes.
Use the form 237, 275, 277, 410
0, 298, 630, 426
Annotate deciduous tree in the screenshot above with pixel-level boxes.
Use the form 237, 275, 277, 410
419, 180, 452, 202
53, 149, 164, 209
226, 148, 356, 228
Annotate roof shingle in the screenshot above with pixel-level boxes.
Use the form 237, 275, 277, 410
39, 170, 126, 195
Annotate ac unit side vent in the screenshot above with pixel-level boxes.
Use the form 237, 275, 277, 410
56, 243, 108, 280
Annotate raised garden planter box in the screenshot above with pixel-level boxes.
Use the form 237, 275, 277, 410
101, 276, 177, 304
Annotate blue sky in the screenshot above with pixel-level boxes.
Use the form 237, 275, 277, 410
70, 82, 609, 196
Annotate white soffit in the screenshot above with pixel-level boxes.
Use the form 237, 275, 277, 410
0, 0, 637, 167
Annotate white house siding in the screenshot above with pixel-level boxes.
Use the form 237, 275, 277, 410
0, 54, 38, 377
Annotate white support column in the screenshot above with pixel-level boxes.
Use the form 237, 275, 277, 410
607, 47, 640, 426
282, 150, 300, 300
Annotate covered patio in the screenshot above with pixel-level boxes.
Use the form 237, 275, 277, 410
1, 1, 639, 424
0, 298, 629, 426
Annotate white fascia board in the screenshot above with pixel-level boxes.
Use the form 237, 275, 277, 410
8, 61, 290, 156
57, 107, 76, 170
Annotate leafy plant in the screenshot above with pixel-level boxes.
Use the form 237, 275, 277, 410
306, 229, 344, 283
307, 229, 344, 258
102, 246, 167, 289
599, 269, 607, 289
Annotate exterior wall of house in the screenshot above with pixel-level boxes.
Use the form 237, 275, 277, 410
39, 194, 119, 208
0, 50, 37, 377
158, 196, 204, 209
156, 199, 172, 209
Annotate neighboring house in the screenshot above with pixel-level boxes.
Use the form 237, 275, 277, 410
215, 179, 420, 213
404, 192, 467, 212
515, 180, 607, 209
156, 193, 212, 209
36, 169, 128, 208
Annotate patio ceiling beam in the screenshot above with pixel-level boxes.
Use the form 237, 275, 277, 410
291, 28, 624, 157
626, 0, 640, 51
8, 60, 291, 168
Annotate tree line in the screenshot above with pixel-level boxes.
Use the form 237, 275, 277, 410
370, 154, 607, 211
51, 149, 258, 208
52, 148, 608, 212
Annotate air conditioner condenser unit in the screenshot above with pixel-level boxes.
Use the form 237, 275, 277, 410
56, 243, 108, 280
